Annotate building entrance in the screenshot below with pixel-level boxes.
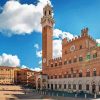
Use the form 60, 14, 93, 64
51, 84, 53, 90
92, 84, 96, 93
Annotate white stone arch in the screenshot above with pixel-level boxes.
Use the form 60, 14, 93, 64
86, 80, 90, 85
78, 80, 82, 85
91, 80, 96, 85
73, 80, 77, 85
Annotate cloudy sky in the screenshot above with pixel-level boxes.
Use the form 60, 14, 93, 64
0, 0, 100, 71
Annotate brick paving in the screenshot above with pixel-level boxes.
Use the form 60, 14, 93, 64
0, 85, 100, 100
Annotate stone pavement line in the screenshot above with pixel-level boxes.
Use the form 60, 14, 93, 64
0, 85, 100, 100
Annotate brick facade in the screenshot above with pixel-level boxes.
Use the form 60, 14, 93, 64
37, 4, 100, 94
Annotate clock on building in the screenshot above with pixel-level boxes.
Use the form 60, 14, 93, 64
70, 45, 75, 51
43, 58, 46, 63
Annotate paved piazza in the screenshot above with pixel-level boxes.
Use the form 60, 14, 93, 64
0, 85, 100, 100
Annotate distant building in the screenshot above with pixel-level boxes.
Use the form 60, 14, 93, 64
0, 66, 36, 88
16, 68, 35, 88
36, 4, 100, 95
0, 66, 18, 85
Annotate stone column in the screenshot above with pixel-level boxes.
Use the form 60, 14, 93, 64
40, 78, 42, 90
49, 84, 51, 90
90, 85, 92, 94
96, 85, 99, 94
62, 84, 64, 91
53, 84, 55, 90
57, 84, 59, 90
76, 84, 79, 92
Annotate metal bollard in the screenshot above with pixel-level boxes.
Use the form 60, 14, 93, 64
85, 94, 87, 98
75, 94, 77, 98
57, 93, 58, 96
94, 93, 96, 99
63, 93, 64, 96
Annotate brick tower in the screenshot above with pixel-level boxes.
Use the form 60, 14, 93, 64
41, 4, 54, 70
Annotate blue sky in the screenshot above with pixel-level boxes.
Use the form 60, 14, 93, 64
0, 0, 100, 71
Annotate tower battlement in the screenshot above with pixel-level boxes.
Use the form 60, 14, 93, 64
62, 28, 96, 47
81, 27, 88, 36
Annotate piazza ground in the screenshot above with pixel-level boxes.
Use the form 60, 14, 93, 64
0, 85, 100, 100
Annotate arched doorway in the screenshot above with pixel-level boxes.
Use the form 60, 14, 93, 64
42, 79, 46, 89
92, 84, 96, 93
37, 78, 41, 90
51, 84, 53, 90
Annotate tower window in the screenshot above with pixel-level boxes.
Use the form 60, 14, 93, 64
45, 11, 46, 16
79, 57, 83, 62
64, 74, 67, 78
79, 72, 82, 77
80, 45, 82, 49
86, 54, 91, 60
55, 63, 57, 67
93, 70, 96, 76
51, 76, 53, 79
68, 74, 71, 78
86, 71, 90, 77
73, 58, 77, 63
73, 73, 76, 77
51, 64, 53, 67
59, 75, 62, 78
93, 53, 97, 58
49, 10, 51, 15
65, 51, 67, 54
54, 75, 57, 79
69, 60, 72, 64
64, 60, 67, 65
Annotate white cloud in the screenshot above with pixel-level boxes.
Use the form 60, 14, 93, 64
96, 39, 100, 43
31, 67, 42, 72
36, 50, 42, 58
53, 39, 62, 58
53, 29, 75, 58
34, 43, 42, 58
53, 29, 75, 40
34, 29, 75, 58
21, 65, 28, 69
0, 0, 51, 36
34, 44, 39, 49
21, 65, 42, 72
0, 53, 20, 67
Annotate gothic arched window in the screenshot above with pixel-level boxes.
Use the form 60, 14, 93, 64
49, 10, 51, 15
45, 11, 46, 16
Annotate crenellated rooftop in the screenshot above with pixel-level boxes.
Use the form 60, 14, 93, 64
62, 28, 96, 47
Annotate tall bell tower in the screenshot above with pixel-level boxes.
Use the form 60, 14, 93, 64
41, 4, 54, 70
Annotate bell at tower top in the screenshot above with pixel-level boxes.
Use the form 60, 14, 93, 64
41, 3, 54, 28
43, 4, 53, 17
